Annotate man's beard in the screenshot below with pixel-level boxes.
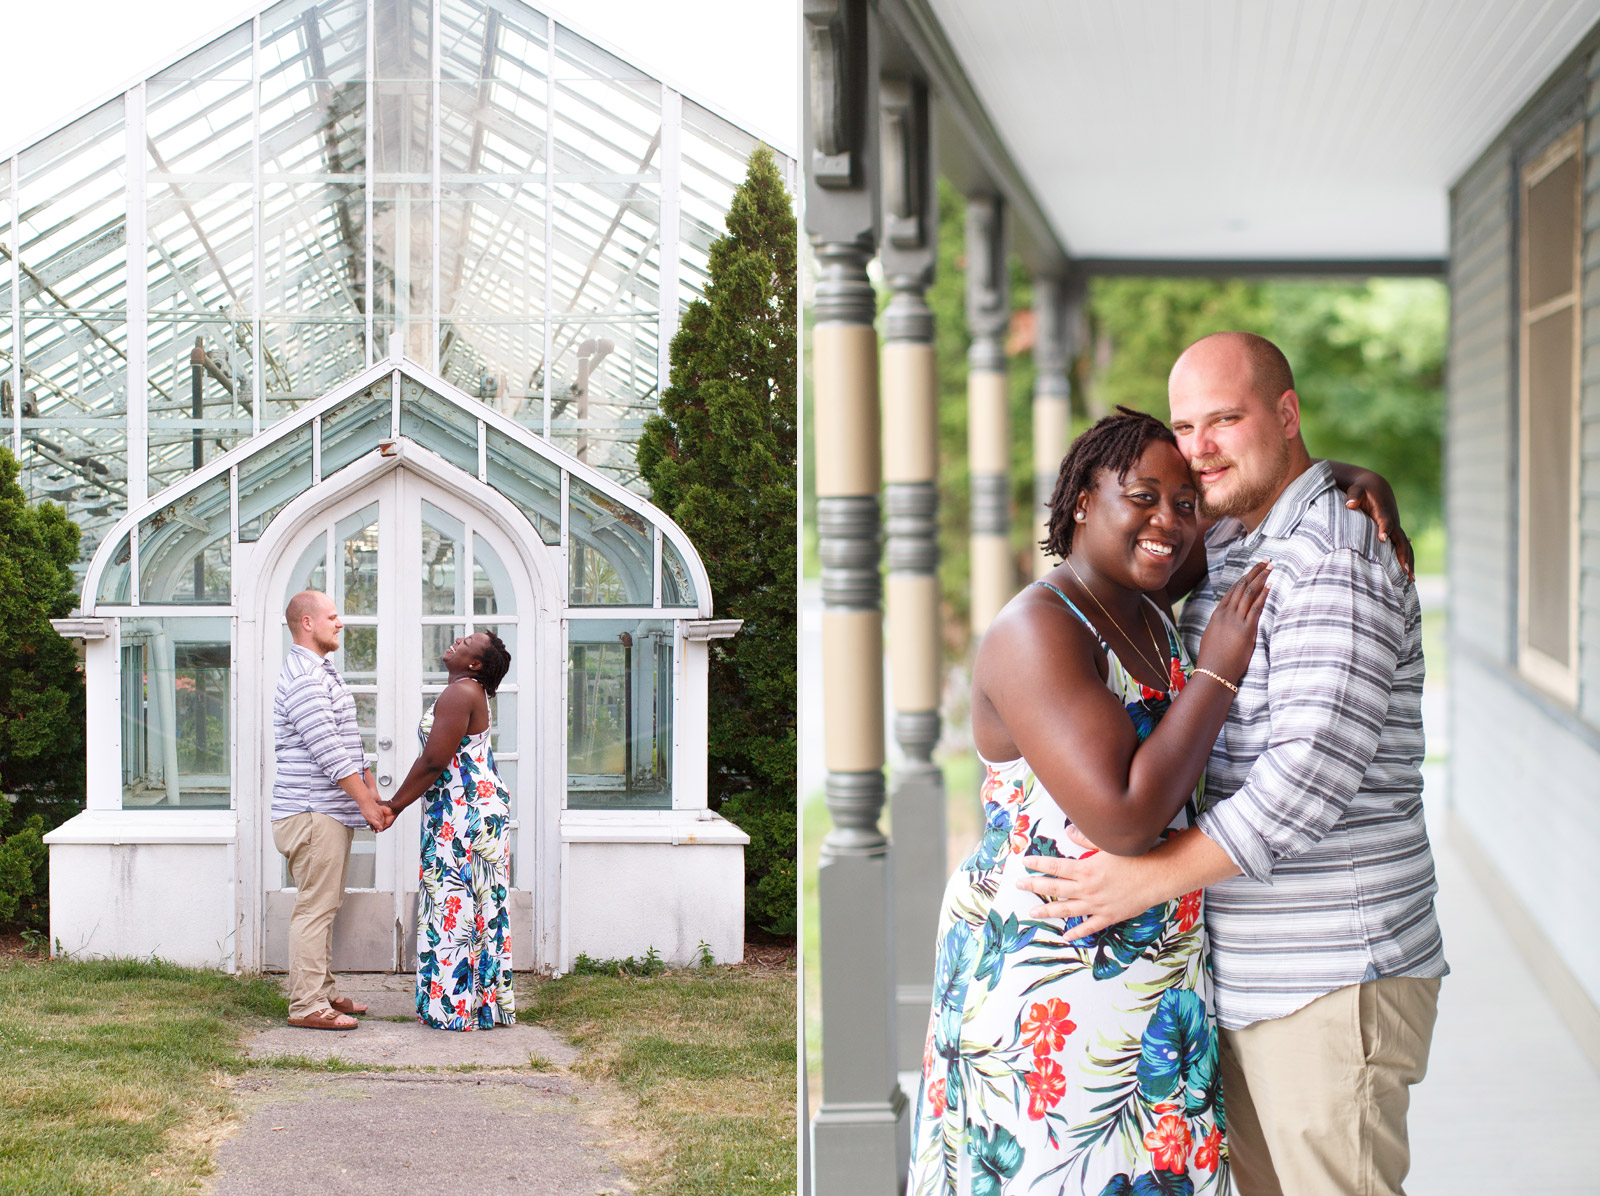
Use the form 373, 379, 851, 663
1192, 438, 1290, 520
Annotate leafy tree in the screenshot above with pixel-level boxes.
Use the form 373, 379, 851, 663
637, 146, 797, 937
0, 448, 86, 929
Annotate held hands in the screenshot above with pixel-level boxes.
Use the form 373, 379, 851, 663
1194, 559, 1271, 687
358, 772, 396, 832
1344, 477, 1415, 580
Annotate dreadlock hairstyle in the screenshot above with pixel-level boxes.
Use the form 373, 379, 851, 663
475, 630, 512, 698
1041, 405, 1179, 560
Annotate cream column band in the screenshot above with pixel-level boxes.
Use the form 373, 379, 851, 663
1032, 392, 1069, 577
887, 574, 941, 711
967, 369, 1011, 475
814, 323, 882, 496
822, 609, 887, 770
882, 340, 938, 483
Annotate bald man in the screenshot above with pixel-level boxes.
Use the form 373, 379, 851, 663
1022, 333, 1446, 1196
271, 590, 391, 1031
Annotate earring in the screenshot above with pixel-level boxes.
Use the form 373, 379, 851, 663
1074, 511, 1085, 522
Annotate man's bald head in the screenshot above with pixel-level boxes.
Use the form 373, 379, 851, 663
1169, 331, 1295, 410
286, 589, 333, 626
286, 590, 342, 655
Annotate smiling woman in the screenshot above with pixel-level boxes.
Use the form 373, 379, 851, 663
901, 409, 1269, 1195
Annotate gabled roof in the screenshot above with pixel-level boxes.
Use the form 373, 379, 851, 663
84, 348, 713, 617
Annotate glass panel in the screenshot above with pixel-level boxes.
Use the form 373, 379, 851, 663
439, 184, 546, 319
484, 426, 559, 543
566, 618, 672, 810
262, 320, 367, 417
262, 183, 367, 324
339, 506, 379, 615
546, 316, 657, 489
97, 529, 134, 605
661, 535, 696, 608
398, 376, 478, 464
680, 100, 759, 305
259, 0, 368, 175
147, 316, 255, 490
287, 530, 327, 594
567, 473, 652, 605
319, 381, 390, 478
373, 187, 433, 362
19, 97, 130, 569
472, 532, 507, 615
138, 471, 232, 604
344, 626, 378, 681
352, 691, 378, 757
421, 501, 463, 614
238, 423, 314, 541
440, 319, 544, 431
121, 616, 232, 808
422, 623, 464, 684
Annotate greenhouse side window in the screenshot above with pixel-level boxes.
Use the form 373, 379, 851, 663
566, 619, 673, 810
120, 616, 232, 809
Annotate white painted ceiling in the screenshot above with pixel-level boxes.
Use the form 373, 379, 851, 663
926, 0, 1600, 260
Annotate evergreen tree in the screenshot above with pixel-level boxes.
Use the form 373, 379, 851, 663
0, 448, 86, 928
637, 146, 797, 937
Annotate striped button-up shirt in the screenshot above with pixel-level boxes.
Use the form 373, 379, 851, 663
271, 644, 367, 828
1178, 461, 1447, 1030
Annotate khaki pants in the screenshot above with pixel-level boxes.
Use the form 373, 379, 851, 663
272, 812, 354, 1019
1220, 976, 1441, 1196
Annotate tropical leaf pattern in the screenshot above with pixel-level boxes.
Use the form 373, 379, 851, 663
415, 703, 515, 1031
907, 595, 1228, 1195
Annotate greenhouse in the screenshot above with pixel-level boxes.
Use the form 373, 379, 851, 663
12, 0, 788, 973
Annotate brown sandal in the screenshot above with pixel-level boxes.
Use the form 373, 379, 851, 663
287, 1008, 358, 1031
329, 997, 368, 1016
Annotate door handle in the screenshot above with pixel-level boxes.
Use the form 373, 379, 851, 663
379, 775, 393, 787
378, 737, 393, 750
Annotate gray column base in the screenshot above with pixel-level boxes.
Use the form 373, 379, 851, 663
890, 758, 945, 1074
815, 846, 909, 1194
811, 1093, 911, 1196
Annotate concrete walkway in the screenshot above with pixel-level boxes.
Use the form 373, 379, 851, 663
208, 976, 631, 1196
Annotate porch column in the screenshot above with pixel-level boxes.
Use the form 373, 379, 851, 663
966, 195, 1011, 634
879, 77, 945, 1078
805, 1, 909, 1191
1031, 276, 1073, 578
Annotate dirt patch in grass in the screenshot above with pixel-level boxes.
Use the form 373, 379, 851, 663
0, 956, 285, 1195
519, 961, 795, 1196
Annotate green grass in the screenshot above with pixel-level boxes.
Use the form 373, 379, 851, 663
0, 956, 285, 1196
520, 966, 794, 1196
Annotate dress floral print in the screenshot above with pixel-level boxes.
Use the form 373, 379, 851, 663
908, 586, 1228, 1196
415, 701, 515, 1030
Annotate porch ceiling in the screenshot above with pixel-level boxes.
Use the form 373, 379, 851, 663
924, 0, 1600, 262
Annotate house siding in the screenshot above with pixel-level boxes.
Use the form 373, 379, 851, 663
1446, 50, 1600, 1016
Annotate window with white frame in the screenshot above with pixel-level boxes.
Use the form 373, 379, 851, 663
1518, 123, 1583, 702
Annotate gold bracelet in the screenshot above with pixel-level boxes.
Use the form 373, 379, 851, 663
1192, 667, 1240, 694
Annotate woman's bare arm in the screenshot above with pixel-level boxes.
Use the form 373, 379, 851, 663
384, 682, 483, 814
974, 565, 1267, 856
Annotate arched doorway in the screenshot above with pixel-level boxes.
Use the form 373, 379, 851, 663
255, 461, 543, 972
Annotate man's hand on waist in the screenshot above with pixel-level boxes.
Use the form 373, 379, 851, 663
1017, 825, 1242, 941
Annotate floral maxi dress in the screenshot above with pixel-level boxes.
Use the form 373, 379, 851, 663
415, 699, 515, 1030
908, 586, 1229, 1196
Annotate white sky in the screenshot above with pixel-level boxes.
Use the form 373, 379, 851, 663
0, 0, 798, 158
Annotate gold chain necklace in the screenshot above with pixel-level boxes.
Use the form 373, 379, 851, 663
1064, 559, 1171, 684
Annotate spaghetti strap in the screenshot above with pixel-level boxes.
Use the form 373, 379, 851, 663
1029, 580, 1111, 655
